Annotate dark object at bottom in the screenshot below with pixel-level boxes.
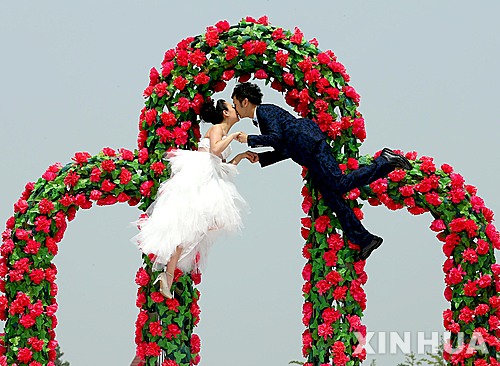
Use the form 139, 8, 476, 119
358, 236, 384, 260
380, 148, 412, 170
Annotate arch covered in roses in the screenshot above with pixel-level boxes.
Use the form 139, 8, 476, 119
1, 15, 499, 366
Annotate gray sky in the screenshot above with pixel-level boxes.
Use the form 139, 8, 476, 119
1, 1, 499, 365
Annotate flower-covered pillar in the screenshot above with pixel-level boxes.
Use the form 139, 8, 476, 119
1, 16, 498, 366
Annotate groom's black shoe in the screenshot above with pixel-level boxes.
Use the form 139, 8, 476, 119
358, 236, 383, 261
380, 148, 412, 170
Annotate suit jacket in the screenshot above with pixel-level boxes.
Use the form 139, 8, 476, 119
247, 104, 326, 167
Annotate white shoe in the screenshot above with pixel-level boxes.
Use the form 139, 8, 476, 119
153, 272, 173, 299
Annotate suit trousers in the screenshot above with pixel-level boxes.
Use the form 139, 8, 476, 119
304, 140, 394, 247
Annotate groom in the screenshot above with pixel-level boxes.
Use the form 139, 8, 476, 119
232, 82, 412, 260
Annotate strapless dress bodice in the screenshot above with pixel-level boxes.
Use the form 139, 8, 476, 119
198, 137, 231, 160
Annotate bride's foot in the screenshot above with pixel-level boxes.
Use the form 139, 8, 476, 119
153, 272, 174, 299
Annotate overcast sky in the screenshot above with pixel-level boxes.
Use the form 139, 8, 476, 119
1, 1, 499, 365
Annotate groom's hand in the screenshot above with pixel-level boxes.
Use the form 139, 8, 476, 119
236, 132, 248, 143
246, 151, 259, 163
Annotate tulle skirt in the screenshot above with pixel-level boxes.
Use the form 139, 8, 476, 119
132, 149, 248, 272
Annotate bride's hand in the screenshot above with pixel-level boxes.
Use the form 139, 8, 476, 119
229, 132, 240, 141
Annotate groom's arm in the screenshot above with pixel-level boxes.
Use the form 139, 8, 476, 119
247, 116, 282, 148
258, 150, 288, 167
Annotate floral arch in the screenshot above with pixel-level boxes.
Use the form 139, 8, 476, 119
1, 16, 499, 366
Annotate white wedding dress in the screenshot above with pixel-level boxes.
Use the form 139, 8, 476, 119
133, 137, 247, 272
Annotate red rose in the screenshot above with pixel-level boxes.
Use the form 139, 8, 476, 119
481, 207, 494, 223
343, 86, 360, 104
28, 337, 45, 352
475, 304, 490, 316
138, 148, 149, 164
154, 82, 168, 98
35, 216, 51, 233
97, 196, 118, 206
213, 81, 226, 92
63, 171, 80, 187
462, 248, 478, 263
489, 296, 500, 309
352, 117, 366, 140
215, 20, 230, 32
89, 188, 102, 200
438, 163, 453, 175
149, 67, 159, 86
478, 274, 492, 288
333, 286, 348, 301
449, 189, 466, 204
317, 323, 333, 339
283, 73, 295, 86
145, 109, 157, 125
73, 151, 91, 164
135, 268, 150, 286
463, 280, 478, 296
194, 72, 210, 85
222, 69, 235, 81
425, 192, 442, 206
272, 28, 286, 40
20, 314, 36, 328
204, 26, 219, 46
302, 242, 312, 259
304, 69, 321, 85
323, 250, 337, 267
444, 286, 453, 301
459, 306, 474, 323
101, 159, 116, 172
24, 239, 40, 255
445, 267, 464, 285
17, 347, 33, 363
315, 215, 331, 233
119, 148, 134, 161
302, 263, 312, 281
160, 111, 177, 127
162, 61, 174, 77
326, 270, 342, 285
430, 219, 446, 232
188, 49, 206, 66
190, 333, 202, 354
290, 27, 304, 44
175, 97, 190, 112
14, 199, 29, 213
254, 69, 268, 79
149, 320, 163, 336
476, 239, 490, 255
176, 49, 189, 67
136, 291, 146, 308
173, 126, 188, 145
165, 323, 181, 339
119, 168, 132, 185
316, 280, 332, 295
140, 181, 154, 197
173, 76, 188, 91
163, 48, 176, 62
101, 180, 116, 192
388, 169, 406, 182
151, 162, 166, 176
275, 50, 289, 67
347, 188, 360, 200
224, 46, 239, 61
143, 85, 154, 97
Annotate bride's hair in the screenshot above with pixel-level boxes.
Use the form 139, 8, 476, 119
200, 99, 228, 124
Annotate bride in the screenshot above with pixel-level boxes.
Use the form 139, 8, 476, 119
133, 99, 258, 298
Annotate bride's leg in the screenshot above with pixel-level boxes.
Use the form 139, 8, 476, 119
165, 246, 182, 288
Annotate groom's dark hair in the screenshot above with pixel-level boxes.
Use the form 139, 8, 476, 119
231, 82, 263, 105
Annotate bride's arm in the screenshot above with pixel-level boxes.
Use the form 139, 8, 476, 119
207, 125, 238, 157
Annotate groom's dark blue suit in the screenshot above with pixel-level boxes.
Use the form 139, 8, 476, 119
247, 104, 394, 247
